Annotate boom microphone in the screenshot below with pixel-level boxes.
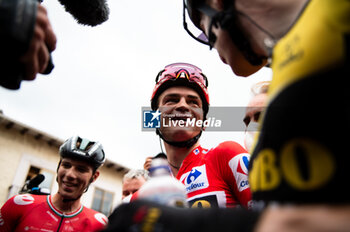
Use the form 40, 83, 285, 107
57, 0, 110, 26
27, 174, 45, 189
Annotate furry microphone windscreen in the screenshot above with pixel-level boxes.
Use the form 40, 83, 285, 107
58, 0, 110, 26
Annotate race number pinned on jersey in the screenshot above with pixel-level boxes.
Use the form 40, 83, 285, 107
229, 154, 250, 192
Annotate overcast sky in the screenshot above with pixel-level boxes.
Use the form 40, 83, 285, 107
0, 0, 271, 169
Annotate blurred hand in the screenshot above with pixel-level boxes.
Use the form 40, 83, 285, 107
255, 205, 350, 232
19, 4, 56, 80
143, 157, 153, 171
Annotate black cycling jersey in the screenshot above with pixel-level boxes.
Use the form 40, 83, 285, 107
250, 0, 350, 205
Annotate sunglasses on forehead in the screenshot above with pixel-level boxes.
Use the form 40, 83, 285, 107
155, 63, 209, 88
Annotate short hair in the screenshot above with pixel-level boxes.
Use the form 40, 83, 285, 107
123, 169, 149, 182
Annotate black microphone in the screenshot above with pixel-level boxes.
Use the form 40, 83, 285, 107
57, 0, 110, 26
27, 174, 45, 189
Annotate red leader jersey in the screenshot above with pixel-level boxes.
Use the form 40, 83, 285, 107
0, 194, 108, 232
176, 141, 252, 208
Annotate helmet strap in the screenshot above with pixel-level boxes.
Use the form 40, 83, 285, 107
156, 128, 202, 148
62, 195, 81, 203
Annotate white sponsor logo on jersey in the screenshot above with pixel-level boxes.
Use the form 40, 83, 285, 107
95, 213, 108, 225
229, 153, 250, 192
14, 194, 35, 205
179, 165, 209, 193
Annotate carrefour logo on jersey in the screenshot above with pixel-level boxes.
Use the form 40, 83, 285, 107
179, 165, 209, 193
229, 153, 250, 192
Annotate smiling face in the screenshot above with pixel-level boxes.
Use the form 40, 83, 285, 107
157, 86, 204, 142
57, 158, 99, 200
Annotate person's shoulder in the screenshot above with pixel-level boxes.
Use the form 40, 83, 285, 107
212, 141, 247, 154
82, 207, 109, 227
205, 141, 248, 163
8, 194, 46, 206
1, 194, 46, 216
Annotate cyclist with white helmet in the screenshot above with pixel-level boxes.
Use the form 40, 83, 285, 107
0, 136, 108, 231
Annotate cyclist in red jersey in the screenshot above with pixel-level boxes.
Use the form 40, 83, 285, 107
105, 0, 350, 231
149, 62, 251, 208
0, 136, 108, 232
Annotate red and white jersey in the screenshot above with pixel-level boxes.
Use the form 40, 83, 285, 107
0, 194, 108, 232
176, 141, 252, 208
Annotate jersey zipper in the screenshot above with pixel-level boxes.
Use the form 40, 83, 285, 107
57, 215, 64, 232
